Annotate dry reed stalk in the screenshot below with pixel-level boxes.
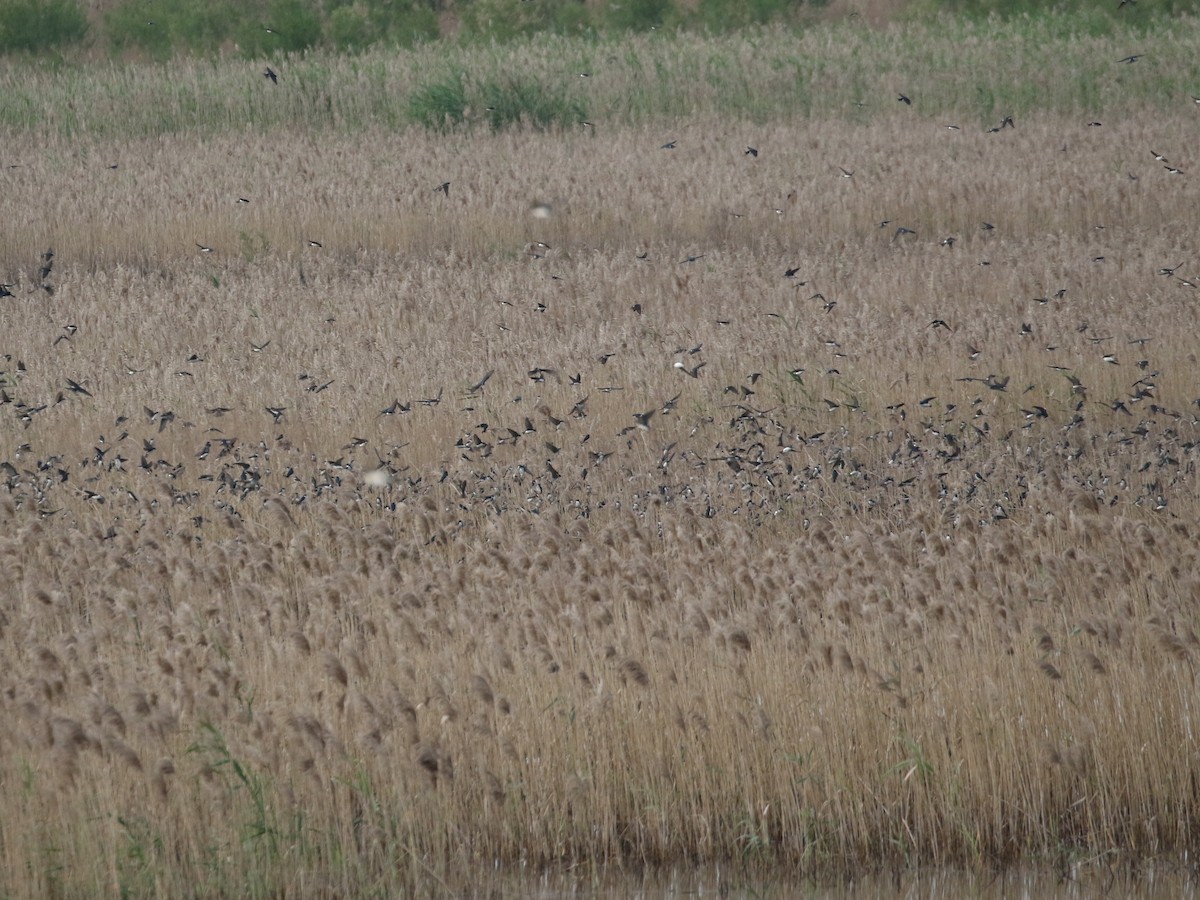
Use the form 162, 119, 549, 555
0, 45, 1199, 895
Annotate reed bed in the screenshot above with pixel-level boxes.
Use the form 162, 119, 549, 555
1, 18, 1200, 898
2, 15, 1200, 139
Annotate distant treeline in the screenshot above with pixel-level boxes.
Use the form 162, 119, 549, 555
2, 0, 1197, 58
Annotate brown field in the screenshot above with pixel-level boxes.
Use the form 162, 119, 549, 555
2, 27, 1200, 897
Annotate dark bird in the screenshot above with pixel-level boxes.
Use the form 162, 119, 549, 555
436, 182, 450, 196
66, 378, 92, 397
196, 243, 214, 253
898, 93, 912, 105
661, 140, 677, 149
467, 370, 494, 394
307, 239, 322, 248
893, 226, 917, 241
784, 266, 802, 278
1118, 54, 1142, 63
265, 406, 286, 423
264, 67, 278, 84
838, 167, 854, 178
986, 374, 1011, 391
745, 146, 758, 157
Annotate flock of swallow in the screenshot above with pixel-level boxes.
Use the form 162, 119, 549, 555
0, 341, 1191, 536
2, 59, 1199, 536
2, 231, 1194, 535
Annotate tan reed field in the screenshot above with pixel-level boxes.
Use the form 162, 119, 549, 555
1, 21, 1200, 898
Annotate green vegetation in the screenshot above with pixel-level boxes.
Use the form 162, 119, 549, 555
409, 68, 588, 131
478, 74, 587, 130
97, 0, 820, 59
0, 0, 87, 54
1, 15, 1198, 140
931, 0, 1200, 20
408, 69, 471, 130
4, 0, 1200, 60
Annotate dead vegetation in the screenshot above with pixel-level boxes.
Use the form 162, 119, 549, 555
1, 46, 1200, 897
